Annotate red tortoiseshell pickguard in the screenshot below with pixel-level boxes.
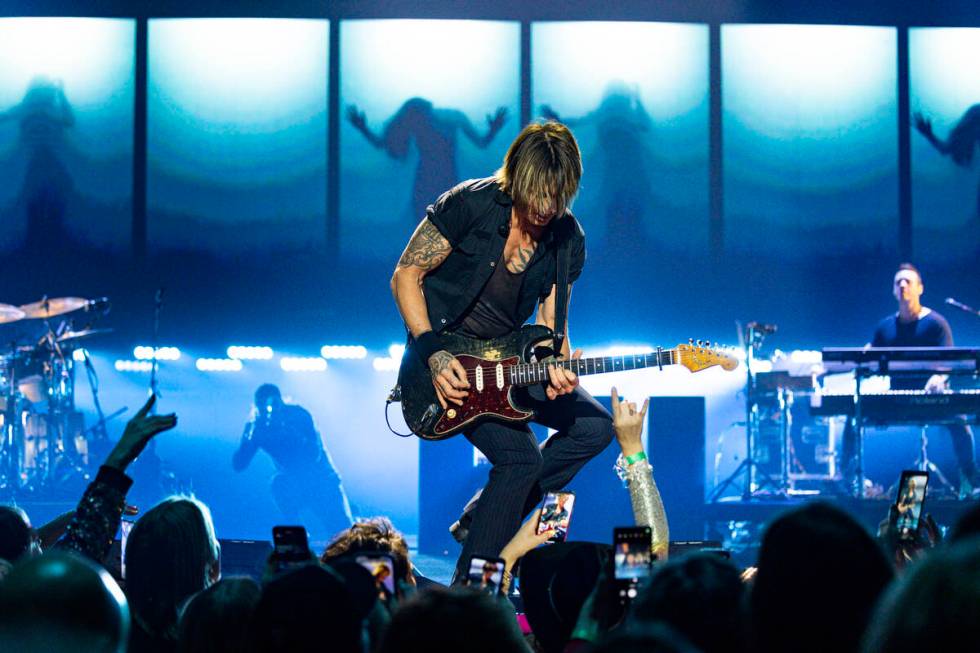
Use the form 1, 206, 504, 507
433, 354, 531, 436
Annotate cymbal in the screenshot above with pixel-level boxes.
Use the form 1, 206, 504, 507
57, 327, 113, 343
0, 304, 26, 324
19, 297, 88, 319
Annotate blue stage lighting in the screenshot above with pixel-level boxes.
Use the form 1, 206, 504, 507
114, 360, 153, 372
195, 358, 243, 372
320, 345, 368, 360
388, 344, 406, 360
227, 346, 274, 360
133, 346, 181, 361
372, 357, 400, 372
280, 357, 327, 372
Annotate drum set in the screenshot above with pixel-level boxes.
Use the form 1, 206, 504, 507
0, 296, 112, 498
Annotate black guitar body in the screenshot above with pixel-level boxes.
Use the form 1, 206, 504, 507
397, 324, 555, 440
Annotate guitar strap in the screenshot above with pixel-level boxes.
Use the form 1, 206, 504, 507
553, 223, 570, 356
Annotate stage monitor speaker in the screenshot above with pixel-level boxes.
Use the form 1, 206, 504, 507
567, 396, 706, 543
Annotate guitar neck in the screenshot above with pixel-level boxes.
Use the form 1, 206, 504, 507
510, 349, 679, 387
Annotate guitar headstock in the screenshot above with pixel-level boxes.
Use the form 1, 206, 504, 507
676, 340, 739, 373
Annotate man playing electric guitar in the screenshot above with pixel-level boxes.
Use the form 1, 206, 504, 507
390, 121, 614, 580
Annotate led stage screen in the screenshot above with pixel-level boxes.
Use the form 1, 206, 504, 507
532, 21, 710, 263
0, 17, 134, 253
723, 25, 899, 260
910, 28, 980, 264
148, 19, 329, 255
340, 19, 521, 263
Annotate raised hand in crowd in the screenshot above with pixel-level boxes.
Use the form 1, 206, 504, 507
610, 387, 648, 458
877, 505, 940, 571
55, 394, 177, 562
104, 394, 177, 472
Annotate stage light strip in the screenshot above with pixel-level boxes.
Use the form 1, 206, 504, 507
115, 360, 153, 372
280, 357, 328, 372
133, 346, 181, 361
196, 358, 243, 372
227, 346, 274, 360
320, 345, 368, 360
372, 357, 400, 372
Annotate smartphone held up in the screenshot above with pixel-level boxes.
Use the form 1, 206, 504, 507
536, 491, 575, 543
892, 470, 929, 541
272, 526, 311, 573
613, 526, 653, 604
464, 555, 506, 596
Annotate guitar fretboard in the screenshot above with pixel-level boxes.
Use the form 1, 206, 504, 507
509, 349, 678, 387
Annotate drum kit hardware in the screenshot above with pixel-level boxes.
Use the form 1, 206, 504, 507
0, 296, 114, 498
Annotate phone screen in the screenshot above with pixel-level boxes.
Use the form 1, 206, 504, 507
614, 526, 652, 603
355, 554, 396, 597
465, 556, 505, 595
272, 526, 311, 572
893, 470, 928, 540
537, 491, 575, 543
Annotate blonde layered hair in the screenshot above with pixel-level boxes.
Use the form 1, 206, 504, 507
496, 121, 582, 218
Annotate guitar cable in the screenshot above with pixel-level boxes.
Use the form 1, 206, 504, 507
385, 385, 414, 438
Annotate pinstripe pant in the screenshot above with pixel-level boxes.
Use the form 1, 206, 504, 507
455, 385, 614, 578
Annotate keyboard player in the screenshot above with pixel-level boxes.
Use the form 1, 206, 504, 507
841, 263, 978, 497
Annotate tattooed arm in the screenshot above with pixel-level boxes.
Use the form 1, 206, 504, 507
391, 218, 452, 337
391, 219, 470, 407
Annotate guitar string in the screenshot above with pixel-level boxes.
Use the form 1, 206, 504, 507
449, 351, 683, 383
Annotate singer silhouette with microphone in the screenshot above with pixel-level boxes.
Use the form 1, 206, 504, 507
233, 384, 353, 539
840, 263, 979, 497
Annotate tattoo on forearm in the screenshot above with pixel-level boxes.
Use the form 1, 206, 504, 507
506, 244, 535, 273
398, 220, 452, 271
429, 350, 454, 375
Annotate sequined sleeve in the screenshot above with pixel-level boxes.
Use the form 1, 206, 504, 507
616, 455, 670, 559
55, 465, 133, 563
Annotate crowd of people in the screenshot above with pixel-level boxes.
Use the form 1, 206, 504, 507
0, 390, 978, 653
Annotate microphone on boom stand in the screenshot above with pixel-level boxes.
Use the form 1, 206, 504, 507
945, 297, 980, 318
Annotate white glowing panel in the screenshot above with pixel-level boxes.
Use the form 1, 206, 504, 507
533, 22, 707, 121
340, 19, 520, 261
723, 24, 898, 258
0, 18, 133, 109
0, 18, 134, 251
531, 21, 710, 256
910, 28, 980, 262
147, 18, 328, 254
724, 25, 896, 141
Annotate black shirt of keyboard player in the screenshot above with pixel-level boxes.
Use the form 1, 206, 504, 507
871, 310, 953, 390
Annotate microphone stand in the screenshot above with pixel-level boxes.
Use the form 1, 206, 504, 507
946, 297, 980, 319
149, 288, 164, 410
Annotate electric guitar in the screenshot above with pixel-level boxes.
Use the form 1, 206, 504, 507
394, 324, 738, 440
